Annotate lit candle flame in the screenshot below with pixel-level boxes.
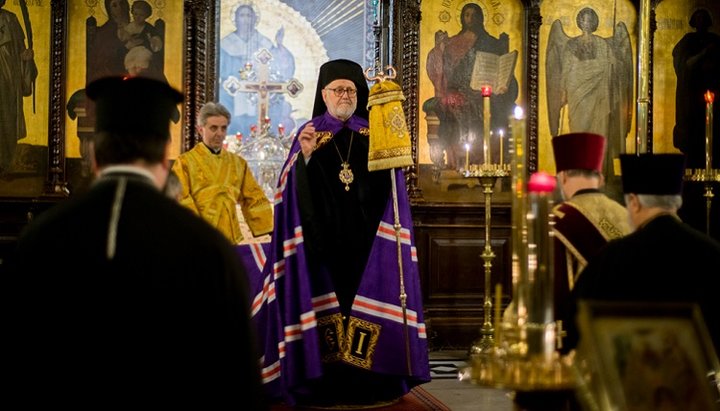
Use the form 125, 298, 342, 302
514, 106, 524, 120
705, 90, 715, 104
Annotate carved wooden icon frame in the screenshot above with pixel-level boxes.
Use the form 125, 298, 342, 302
576, 301, 720, 411
395, 0, 536, 204
0, 1, 53, 197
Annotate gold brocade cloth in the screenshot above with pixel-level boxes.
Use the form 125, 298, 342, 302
366, 80, 413, 171
172, 144, 273, 244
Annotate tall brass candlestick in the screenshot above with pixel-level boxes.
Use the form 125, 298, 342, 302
468, 173, 501, 356
509, 106, 528, 331
499, 129, 504, 166
526, 172, 557, 363
494, 283, 502, 343
705, 90, 714, 174
465, 100, 510, 357
465, 143, 470, 171
482, 86, 492, 165
461, 107, 576, 394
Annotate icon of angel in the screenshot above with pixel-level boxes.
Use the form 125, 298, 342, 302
546, 7, 633, 183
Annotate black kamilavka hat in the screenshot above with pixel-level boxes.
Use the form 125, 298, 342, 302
87, 76, 183, 139
620, 153, 686, 195
311, 59, 369, 120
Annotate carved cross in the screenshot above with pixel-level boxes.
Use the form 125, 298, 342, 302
222, 48, 303, 128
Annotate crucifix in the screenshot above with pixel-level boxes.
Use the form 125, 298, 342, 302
222, 48, 304, 129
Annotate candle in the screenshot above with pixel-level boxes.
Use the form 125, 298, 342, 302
510, 107, 526, 202
527, 171, 556, 355
482, 86, 492, 165
499, 129, 504, 166
510, 107, 525, 185
509, 106, 527, 329
464, 142, 470, 171
481, 86, 492, 97
705, 90, 714, 173
494, 283, 502, 342
528, 171, 557, 194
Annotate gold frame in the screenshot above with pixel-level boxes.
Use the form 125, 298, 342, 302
652, 0, 720, 155
411, 0, 526, 204
537, 0, 638, 201
63, 1, 186, 184
576, 301, 720, 411
14, 0, 219, 197
0, 1, 53, 197
397, 0, 536, 203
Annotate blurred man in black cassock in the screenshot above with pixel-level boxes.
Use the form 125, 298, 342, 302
4, 76, 267, 409
566, 153, 720, 353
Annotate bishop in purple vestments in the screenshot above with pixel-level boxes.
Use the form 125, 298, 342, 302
239, 59, 430, 406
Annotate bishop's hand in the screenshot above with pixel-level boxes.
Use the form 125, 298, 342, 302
298, 122, 317, 160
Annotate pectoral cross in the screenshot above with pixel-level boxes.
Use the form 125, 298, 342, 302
222, 48, 304, 128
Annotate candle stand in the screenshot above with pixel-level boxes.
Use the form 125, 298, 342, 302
461, 171, 576, 400
464, 164, 510, 355
461, 112, 576, 410
684, 90, 718, 236
685, 169, 719, 235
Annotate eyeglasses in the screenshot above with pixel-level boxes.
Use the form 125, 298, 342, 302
325, 87, 357, 97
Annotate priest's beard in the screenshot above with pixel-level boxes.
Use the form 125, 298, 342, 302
329, 100, 357, 122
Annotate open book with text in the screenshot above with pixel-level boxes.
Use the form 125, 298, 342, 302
470, 50, 518, 93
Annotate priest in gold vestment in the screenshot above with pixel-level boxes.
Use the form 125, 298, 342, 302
173, 102, 272, 244
551, 132, 631, 335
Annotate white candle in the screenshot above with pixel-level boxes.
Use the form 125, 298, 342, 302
510, 106, 526, 200
482, 86, 492, 165
705, 90, 714, 173
483, 95, 491, 165
465, 142, 470, 171
508, 105, 528, 329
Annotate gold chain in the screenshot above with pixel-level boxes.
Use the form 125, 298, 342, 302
332, 132, 355, 191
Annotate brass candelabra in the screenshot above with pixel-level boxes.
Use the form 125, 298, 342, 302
460, 171, 576, 393
464, 164, 510, 355
460, 109, 575, 398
